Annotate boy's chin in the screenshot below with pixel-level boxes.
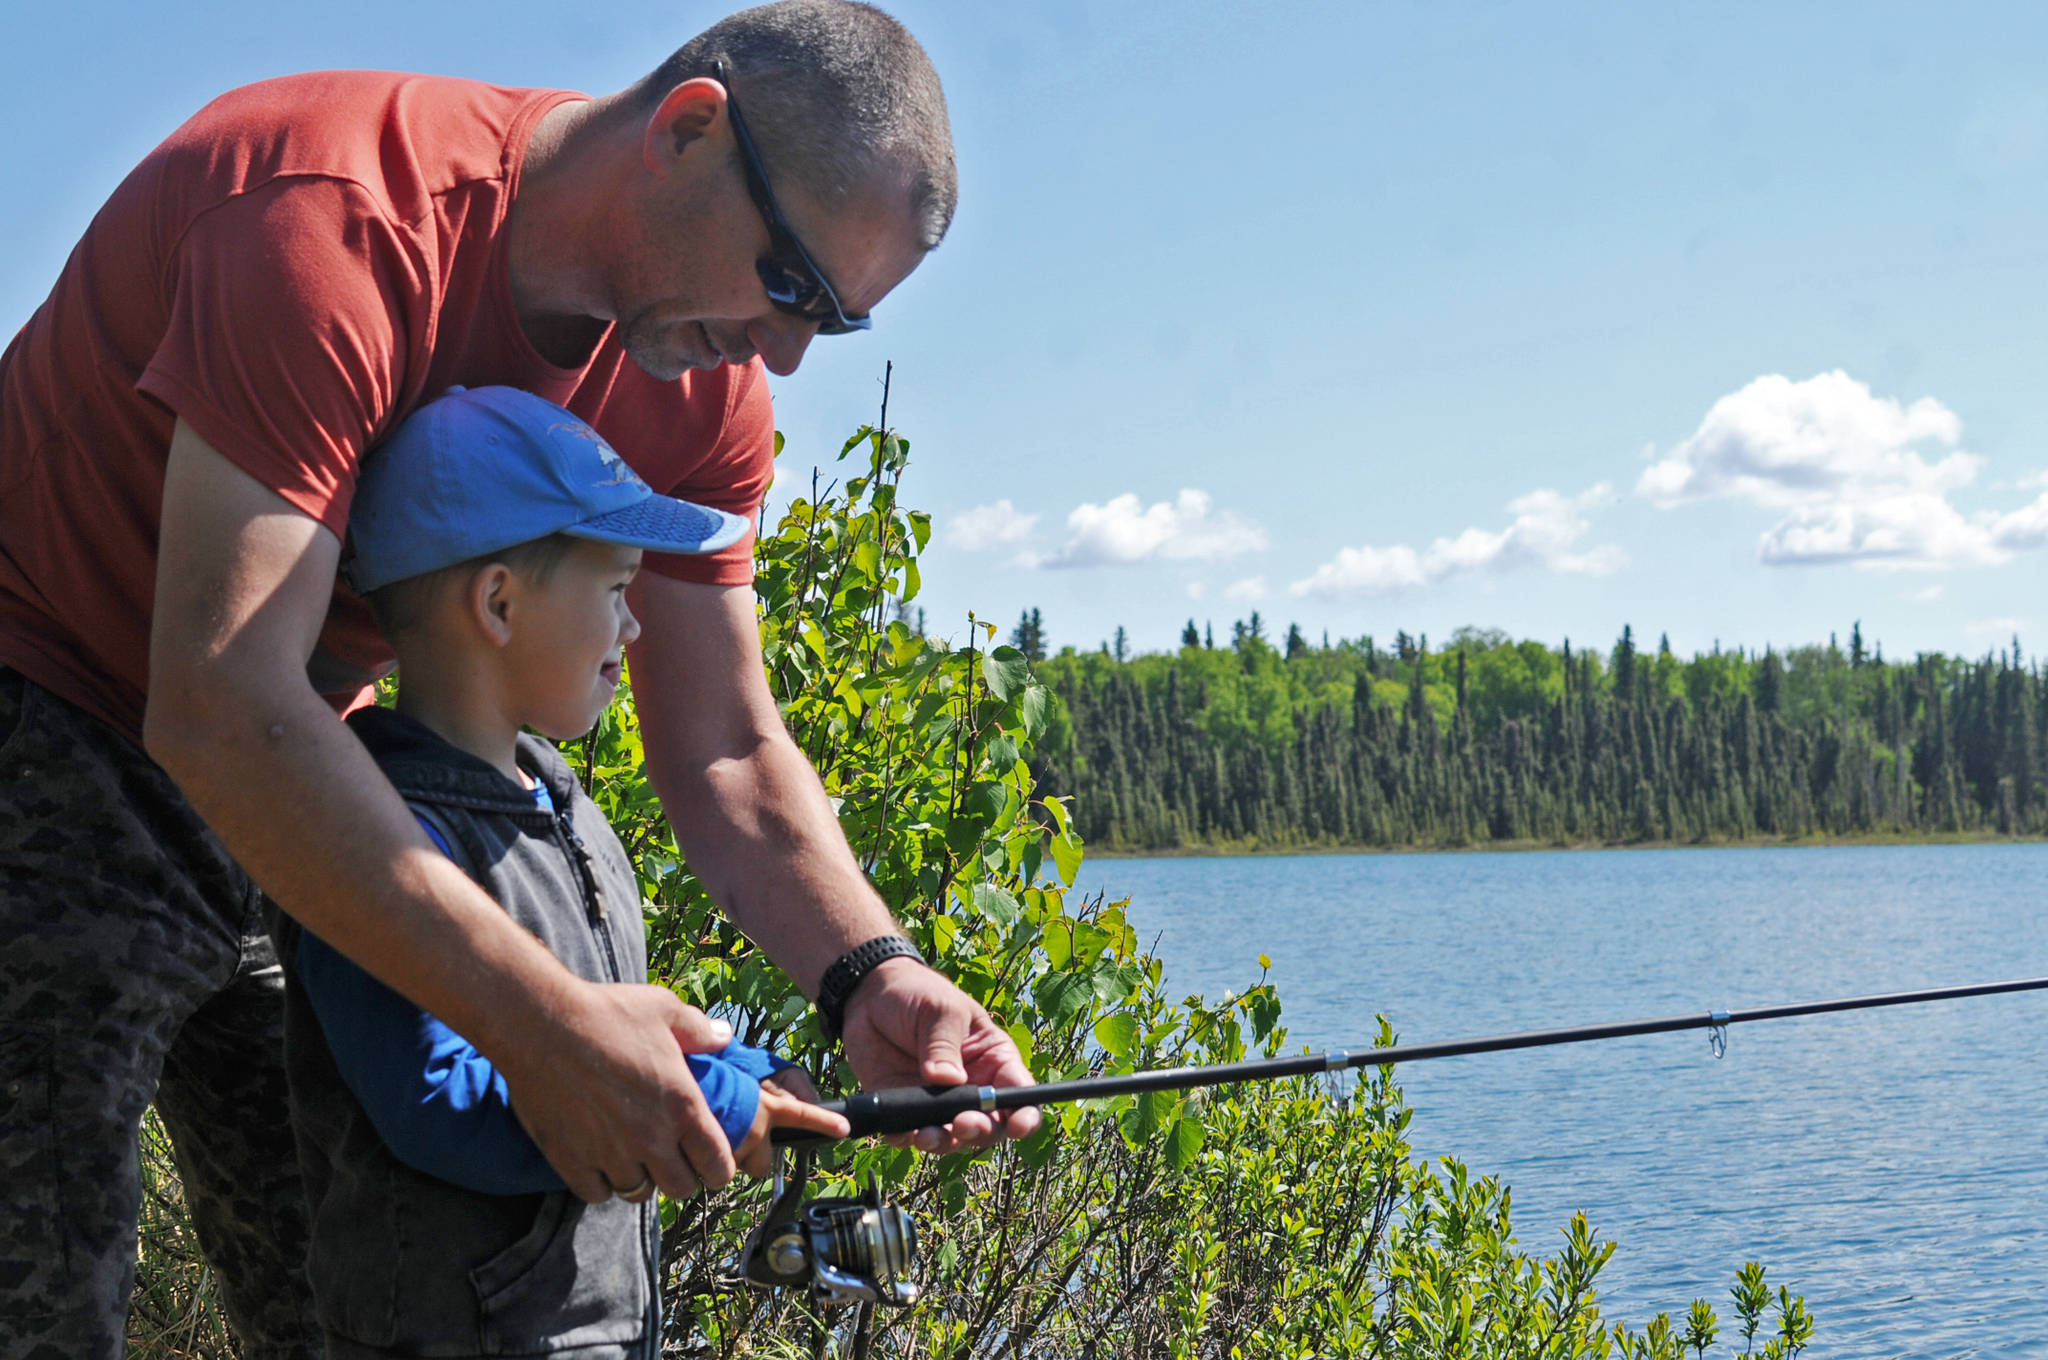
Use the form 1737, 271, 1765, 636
526, 713, 601, 744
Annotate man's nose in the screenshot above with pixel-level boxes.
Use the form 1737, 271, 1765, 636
748, 315, 820, 376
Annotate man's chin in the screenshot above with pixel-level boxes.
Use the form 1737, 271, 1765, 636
620, 321, 717, 383
622, 344, 692, 384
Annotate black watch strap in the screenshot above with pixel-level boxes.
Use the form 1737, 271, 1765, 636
816, 934, 925, 1040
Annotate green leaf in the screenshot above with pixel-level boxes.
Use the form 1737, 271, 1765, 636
1042, 795, 1073, 836
982, 645, 1031, 701
1165, 1114, 1205, 1172
1017, 1122, 1060, 1169
1093, 1012, 1139, 1061
1003, 1020, 1036, 1072
1051, 831, 1084, 885
1119, 1088, 1172, 1145
1091, 958, 1143, 1005
1042, 917, 1073, 970
969, 882, 1020, 927
1020, 684, 1053, 740
962, 780, 1006, 824
1033, 971, 1092, 1025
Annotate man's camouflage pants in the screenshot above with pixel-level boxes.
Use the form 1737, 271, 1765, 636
0, 667, 317, 1359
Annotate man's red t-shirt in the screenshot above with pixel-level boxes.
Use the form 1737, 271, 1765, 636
0, 70, 776, 742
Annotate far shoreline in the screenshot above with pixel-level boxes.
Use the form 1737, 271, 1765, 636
1082, 829, 2047, 861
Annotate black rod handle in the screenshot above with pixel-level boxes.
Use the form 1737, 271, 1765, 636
772, 1085, 1000, 1145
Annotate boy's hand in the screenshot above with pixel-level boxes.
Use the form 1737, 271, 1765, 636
734, 1070, 850, 1177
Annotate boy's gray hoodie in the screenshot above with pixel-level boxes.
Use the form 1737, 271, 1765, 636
277, 706, 659, 1359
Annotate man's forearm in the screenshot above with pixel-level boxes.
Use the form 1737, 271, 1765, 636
144, 667, 577, 1059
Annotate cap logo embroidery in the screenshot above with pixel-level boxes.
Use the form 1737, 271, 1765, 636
549, 421, 646, 489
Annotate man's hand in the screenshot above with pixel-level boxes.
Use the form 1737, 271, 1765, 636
840, 957, 1041, 1151
494, 981, 745, 1204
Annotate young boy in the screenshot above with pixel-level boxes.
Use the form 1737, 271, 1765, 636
275, 385, 846, 1359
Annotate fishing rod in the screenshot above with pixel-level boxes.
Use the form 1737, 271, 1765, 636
736, 973, 2048, 1308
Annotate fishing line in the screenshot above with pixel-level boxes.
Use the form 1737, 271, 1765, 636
740, 973, 2048, 1307
775, 973, 2048, 1145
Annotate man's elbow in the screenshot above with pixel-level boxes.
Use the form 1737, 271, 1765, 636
661, 723, 792, 809
142, 658, 217, 772
141, 649, 287, 777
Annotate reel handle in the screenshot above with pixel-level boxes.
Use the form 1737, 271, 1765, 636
772, 1084, 1002, 1146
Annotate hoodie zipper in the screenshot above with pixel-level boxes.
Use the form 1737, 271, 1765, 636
550, 807, 624, 985
550, 800, 659, 1353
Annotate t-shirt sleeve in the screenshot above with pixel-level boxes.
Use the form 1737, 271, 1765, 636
137, 176, 426, 539
636, 360, 776, 588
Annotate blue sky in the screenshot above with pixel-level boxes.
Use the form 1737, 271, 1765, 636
7, 2, 2045, 662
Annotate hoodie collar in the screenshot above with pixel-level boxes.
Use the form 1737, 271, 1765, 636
346, 705, 582, 813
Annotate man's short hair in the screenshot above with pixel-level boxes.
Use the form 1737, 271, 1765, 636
639, 0, 956, 250
364, 534, 579, 640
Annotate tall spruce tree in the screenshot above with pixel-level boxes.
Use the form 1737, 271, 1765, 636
1010, 607, 1046, 662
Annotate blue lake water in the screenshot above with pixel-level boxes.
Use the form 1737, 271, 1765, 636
1072, 843, 2048, 1357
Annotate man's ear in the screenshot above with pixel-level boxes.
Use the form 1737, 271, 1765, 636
469, 564, 518, 648
643, 77, 728, 176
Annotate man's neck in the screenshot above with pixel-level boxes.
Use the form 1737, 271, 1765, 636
508, 96, 632, 369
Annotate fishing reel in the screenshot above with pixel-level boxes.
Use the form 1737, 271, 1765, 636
736, 1147, 921, 1308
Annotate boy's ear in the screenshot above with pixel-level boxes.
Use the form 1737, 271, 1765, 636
469, 563, 518, 648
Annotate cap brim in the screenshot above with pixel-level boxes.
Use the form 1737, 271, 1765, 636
563, 495, 752, 556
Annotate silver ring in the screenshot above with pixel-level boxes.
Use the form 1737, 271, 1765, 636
612, 1171, 656, 1203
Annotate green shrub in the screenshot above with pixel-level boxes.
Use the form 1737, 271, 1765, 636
129, 418, 1812, 1358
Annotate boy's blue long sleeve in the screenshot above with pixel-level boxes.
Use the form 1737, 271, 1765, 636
295, 932, 785, 1195
292, 807, 790, 1195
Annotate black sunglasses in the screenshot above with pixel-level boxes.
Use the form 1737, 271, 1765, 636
712, 60, 872, 336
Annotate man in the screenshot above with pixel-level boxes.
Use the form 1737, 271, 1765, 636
0, 2, 1037, 1356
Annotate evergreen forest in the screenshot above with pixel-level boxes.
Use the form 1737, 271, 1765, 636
1027, 614, 2047, 852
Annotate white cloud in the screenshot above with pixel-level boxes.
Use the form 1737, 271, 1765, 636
1289, 484, 1623, 598
1028, 489, 1266, 569
944, 499, 1040, 552
1966, 617, 2032, 637
1184, 581, 1208, 601
1223, 576, 1267, 602
1637, 370, 2048, 571
1907, 585, 1944, 603
2020, 470, 2048, 490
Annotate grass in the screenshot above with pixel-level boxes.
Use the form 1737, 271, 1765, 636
130, 1107, 239, 1360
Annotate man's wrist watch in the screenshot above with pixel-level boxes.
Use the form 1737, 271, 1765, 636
816, 934, 925, 1040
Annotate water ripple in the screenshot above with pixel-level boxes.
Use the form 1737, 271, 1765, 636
1078, 843, 2048, 1357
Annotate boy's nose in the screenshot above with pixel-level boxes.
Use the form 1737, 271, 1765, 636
618, 606, 643, 647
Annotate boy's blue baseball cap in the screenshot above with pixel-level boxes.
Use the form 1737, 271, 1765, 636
344, 386, 751, 594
